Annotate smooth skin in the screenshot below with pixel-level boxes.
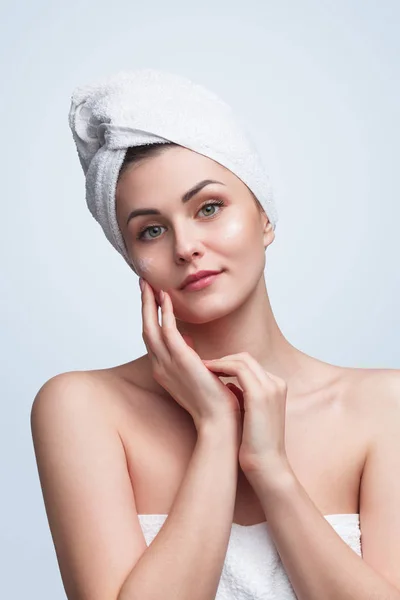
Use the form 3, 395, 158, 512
141, 276, 289, 477
138, 276, 244, 432
116, 145, 337, 400
30, 145, 400, 600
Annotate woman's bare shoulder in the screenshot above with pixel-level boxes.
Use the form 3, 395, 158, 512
89, 354, 164, 396
347, 366, 400, 412
43, 355, 151, 395
49, 355, 179, 431
339, 366, 400, 446
33, 357, 152, 430
343, 365, 400, 400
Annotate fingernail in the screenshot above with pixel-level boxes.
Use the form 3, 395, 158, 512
159, 290, 165, 304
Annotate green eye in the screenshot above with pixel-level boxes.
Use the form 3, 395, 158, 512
144, 226, 163, 240
136, 199, 225, 241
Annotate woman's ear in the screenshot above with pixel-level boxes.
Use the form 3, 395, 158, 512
261, 214, 275, 248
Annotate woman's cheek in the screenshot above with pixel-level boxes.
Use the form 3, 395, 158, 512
135, 256, 155, 274
220, 217, 246, 242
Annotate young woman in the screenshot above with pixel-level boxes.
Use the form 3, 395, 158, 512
31, 70, 400, 600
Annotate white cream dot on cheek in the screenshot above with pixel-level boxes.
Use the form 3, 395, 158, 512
135, 256, 155, 274
221, 218, 245, 241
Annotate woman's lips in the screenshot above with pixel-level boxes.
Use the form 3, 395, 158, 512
181, 271, 222, 291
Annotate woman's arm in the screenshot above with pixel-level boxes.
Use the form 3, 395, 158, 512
245, 371, 400, 600
31, 373, 240, 600
118, 418, 240, 600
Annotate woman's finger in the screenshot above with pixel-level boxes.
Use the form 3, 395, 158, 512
159, 291, 196, 358
226, 383, 245, 410
205, 353, 273, 387
141, 280, 170, 365
203, 359, 256, 401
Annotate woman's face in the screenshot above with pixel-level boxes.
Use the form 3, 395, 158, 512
116, 146, 274, 323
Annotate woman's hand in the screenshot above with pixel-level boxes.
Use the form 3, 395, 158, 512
202, 353, 290, 476
139, 279, 244, 433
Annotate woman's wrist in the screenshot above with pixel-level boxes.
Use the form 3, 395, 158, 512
196, 415, 241, 449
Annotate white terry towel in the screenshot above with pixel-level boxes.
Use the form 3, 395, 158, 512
68, 68, 278, 272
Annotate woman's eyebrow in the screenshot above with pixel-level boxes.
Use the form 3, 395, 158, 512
126, 179, 226, 225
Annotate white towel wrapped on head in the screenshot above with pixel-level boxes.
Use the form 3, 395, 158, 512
68, 68, 278, 272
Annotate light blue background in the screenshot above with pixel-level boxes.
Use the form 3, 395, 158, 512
1, 1, 399, 598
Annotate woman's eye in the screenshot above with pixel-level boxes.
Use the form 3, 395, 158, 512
136, 200, 225, 241
137, 225, 164, 241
